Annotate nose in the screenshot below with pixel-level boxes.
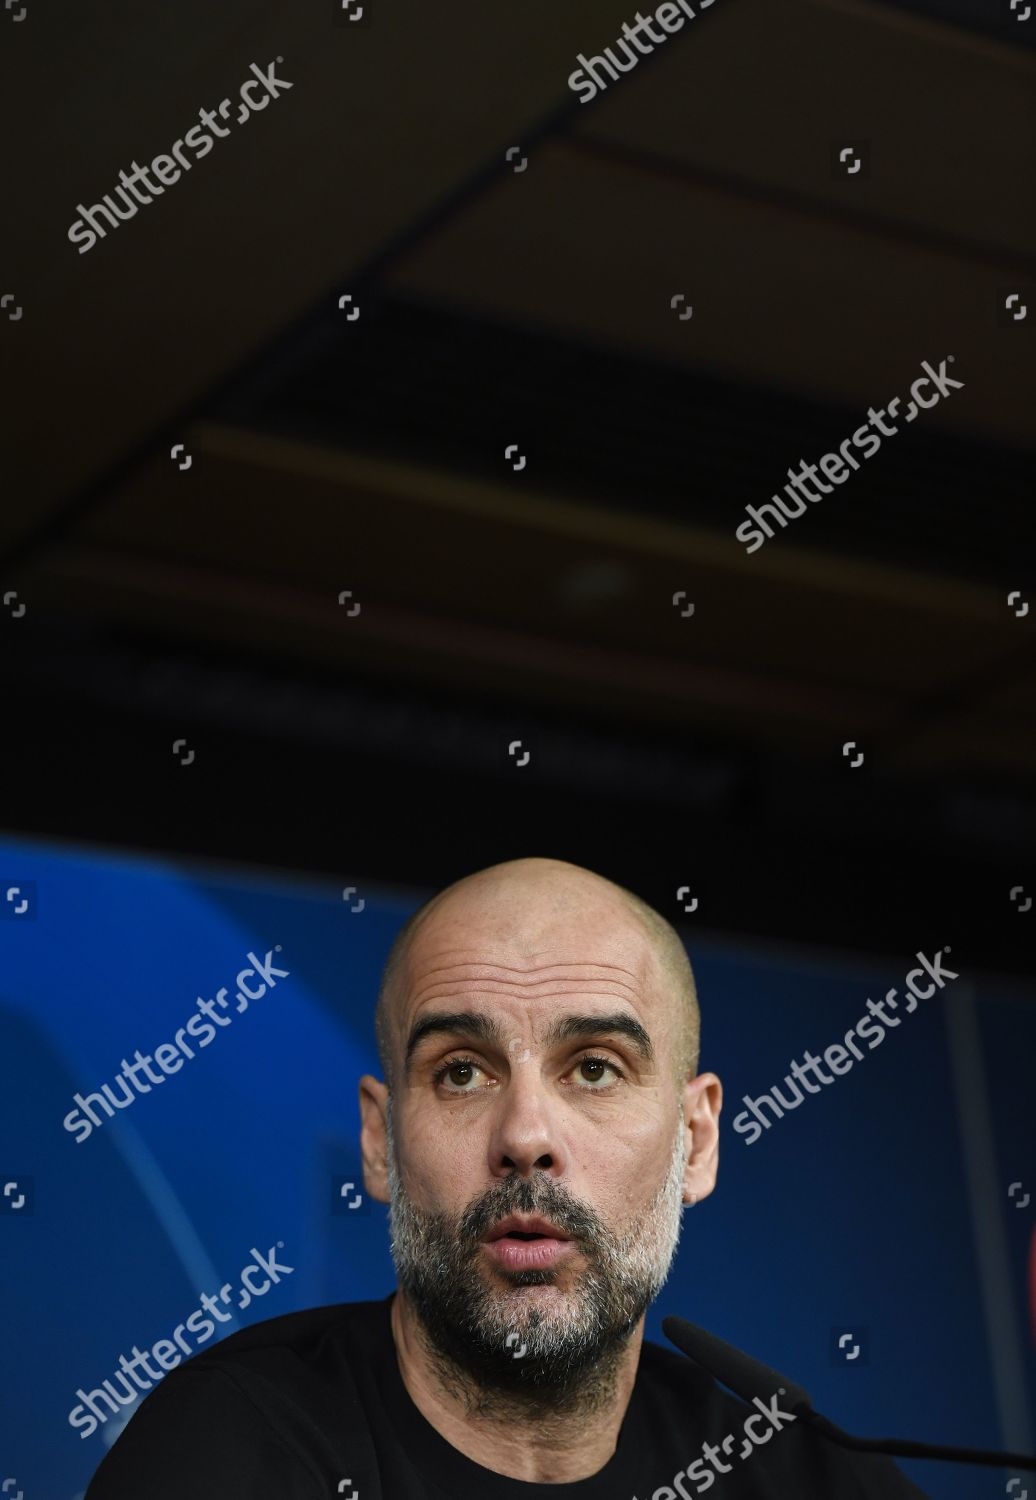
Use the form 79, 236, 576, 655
488, 1070, 563, 1182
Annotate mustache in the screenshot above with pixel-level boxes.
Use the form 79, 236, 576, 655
457, 1177, 604, 1246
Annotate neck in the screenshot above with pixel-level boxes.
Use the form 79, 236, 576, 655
389, 1287, 644, 1484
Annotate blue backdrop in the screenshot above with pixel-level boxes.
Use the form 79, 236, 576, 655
1, 833, 1032, 1499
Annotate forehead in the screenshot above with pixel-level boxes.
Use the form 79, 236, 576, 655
399, 900, 662, 1024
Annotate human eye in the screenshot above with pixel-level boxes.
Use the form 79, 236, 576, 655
431, 1054, 491, 1094
572, 1054, 625, 1091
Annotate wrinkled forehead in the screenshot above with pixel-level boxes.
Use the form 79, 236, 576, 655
397, 902, 663, 1033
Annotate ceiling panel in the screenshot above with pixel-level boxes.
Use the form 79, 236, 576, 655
574, 0, 1036, 258
387, 139, 1034, 444
15, 422, 1027, 770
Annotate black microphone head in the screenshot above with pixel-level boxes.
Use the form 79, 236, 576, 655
662, 1316, 812, 1414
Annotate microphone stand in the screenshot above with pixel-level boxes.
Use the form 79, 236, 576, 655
662, 1316, 1036, 1472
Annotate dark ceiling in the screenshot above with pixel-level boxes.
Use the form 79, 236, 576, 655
1, 0, 1033, 972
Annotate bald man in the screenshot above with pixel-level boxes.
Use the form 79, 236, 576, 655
87, 857, 927, 1499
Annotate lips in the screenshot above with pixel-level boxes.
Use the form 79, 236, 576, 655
481, 1215, 576, 1270
483, 1214, 570, 1244
484, 1235, 575, 1271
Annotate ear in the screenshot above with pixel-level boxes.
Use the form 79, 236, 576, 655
358, 1073, 392, 1205
680, 1071, 722, 1206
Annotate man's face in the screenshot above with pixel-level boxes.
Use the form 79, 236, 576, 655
381, 885, 690, 1396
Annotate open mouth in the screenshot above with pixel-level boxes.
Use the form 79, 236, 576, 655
483, 1215, 570, 1244
482, 1217, 576, 1268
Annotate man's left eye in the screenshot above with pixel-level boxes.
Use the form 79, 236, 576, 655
576, 1056, 622, 1088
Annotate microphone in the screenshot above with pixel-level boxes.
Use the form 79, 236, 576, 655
662, 1316, 1036, 1471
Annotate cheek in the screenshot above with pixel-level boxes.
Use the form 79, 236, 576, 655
579, 1118, 677, 1211
602, 1122, 683, 1212
399, 1123, 484, 1211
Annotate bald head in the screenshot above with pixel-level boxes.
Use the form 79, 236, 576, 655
374, 858, 700, 1094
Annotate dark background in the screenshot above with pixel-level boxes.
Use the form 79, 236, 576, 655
1, 0, 1034, 973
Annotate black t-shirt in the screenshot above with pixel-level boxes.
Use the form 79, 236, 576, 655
85, 1293, 929, 1499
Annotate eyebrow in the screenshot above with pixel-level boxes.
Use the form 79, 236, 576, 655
403, 1008, 655, 1077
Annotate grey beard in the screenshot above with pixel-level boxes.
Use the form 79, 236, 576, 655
385, 1105, 686, 1419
